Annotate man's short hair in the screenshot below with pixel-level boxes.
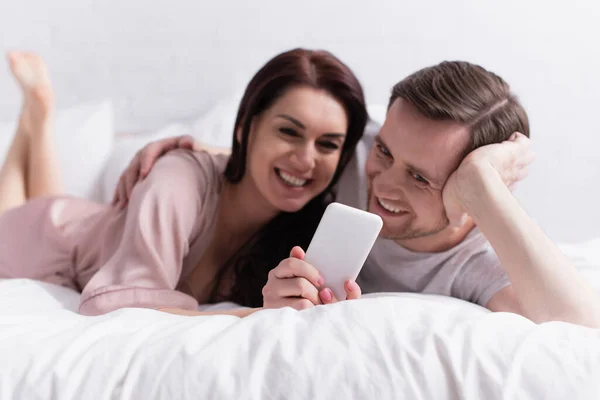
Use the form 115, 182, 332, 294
389, 61, 530, 155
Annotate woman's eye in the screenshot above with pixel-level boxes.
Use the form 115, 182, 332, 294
319, 141, 340, 150
413, 173, 429, 184
279, 128, 298, 137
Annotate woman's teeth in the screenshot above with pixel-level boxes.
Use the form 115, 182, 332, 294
377, 198, 401, 213
277, 169, 307, 187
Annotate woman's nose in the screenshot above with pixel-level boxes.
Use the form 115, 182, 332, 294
291, 144, 317, 172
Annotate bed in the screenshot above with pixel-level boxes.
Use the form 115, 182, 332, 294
2, 242, 600, 400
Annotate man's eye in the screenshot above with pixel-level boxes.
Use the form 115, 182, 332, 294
413, 173, 429, 184
377, 144, 390, 156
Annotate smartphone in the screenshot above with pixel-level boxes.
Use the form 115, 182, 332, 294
304, 202, 383, 301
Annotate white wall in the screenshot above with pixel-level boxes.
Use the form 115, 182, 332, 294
0, 0, 599, 242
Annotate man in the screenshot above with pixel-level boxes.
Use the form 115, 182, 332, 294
117, 61, 600, 327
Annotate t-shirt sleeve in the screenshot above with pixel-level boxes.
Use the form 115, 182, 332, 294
79, 150, 212, 315
451, 246, 511, 307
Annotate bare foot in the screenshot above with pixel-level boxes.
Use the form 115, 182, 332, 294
7, 51, 55, 126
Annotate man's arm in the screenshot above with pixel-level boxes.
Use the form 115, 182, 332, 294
461, 162, 600, 327
113, 135, 231, 208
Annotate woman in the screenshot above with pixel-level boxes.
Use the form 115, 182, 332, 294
0, 49, 367, 316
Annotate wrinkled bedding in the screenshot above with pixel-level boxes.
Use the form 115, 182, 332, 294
1, 265, 599, 399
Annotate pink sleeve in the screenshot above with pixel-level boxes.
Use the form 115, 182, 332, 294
79, 150, 210, 315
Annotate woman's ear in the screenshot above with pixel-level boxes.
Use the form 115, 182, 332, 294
235, 126, 243, 145
237, 116, 258, 145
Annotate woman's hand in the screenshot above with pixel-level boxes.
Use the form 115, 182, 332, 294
262, 246, 362, 310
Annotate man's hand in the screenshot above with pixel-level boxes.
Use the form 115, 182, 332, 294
262, 246, 362, 310
112, 135, 198, 208
442, 132, 535, 226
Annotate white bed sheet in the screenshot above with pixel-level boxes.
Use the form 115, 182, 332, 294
1, 272, 600, 399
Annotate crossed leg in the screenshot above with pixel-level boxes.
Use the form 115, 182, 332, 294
0, 52, 63, 215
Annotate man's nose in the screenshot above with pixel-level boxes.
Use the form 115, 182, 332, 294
374, 167, 406, 196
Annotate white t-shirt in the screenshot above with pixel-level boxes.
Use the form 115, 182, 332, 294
335, 120, 511, 306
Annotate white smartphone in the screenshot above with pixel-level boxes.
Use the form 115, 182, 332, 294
303, 202, 383, 301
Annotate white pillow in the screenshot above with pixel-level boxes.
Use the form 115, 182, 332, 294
0, 101, 115, 202
367, 103, 387, 126
189, 90, 242, 148
99, 93, 242, 204
99, 135, 154, 204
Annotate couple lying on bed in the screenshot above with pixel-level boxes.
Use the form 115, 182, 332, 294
1, 50, 599, 327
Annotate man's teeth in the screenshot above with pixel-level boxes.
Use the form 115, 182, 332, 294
278, 170, 307, 187
377, 198, 402, 213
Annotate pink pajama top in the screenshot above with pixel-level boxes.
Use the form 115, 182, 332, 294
0, 150, 228, 315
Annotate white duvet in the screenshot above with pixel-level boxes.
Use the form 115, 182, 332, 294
2, 241, 600, 399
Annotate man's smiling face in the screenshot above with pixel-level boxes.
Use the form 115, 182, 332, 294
365, 98, 471, 247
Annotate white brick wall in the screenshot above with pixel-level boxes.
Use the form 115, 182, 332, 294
0, 0, 599, 241
1, 0, 405, 130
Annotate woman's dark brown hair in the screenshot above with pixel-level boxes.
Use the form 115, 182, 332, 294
209, 48, 368, 307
